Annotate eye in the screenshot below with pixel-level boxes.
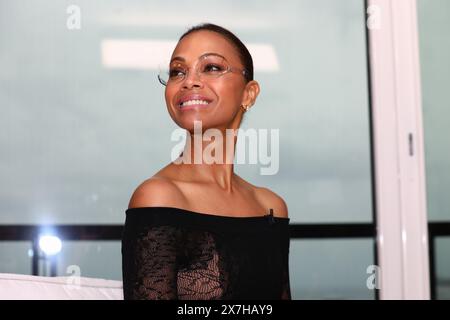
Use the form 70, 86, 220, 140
203, 64, 223, 73
169, 68, 185, 78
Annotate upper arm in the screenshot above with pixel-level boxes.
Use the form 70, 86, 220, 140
257, 187, 289, 218
122, 223, 180, 300
128, 177, 187, 209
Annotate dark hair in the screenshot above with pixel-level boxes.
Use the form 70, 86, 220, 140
178, 23, 254, 83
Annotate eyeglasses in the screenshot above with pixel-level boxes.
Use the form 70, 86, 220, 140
158, 53, 249, 86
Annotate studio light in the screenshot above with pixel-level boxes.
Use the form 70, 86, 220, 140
38, 235, 62, 256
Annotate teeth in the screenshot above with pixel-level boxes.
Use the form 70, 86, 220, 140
180, 99, 210, 107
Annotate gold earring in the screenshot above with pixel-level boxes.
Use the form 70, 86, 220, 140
241, 104, 250, 112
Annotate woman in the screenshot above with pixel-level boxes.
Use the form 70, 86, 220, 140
121, 23, 291, 300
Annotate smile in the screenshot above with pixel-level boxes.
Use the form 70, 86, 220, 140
179, 99, 212, 110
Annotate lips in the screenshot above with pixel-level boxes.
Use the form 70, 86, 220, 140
177, 94, 213, 107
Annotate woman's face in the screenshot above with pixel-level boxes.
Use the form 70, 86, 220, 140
164, 30, 258, 132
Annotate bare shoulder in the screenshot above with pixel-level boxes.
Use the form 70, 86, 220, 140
233, 174, 289, 218
128, 176, 187, 209
255, 187, 289, 218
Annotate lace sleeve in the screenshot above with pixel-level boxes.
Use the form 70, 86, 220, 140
122, 221, 181, 300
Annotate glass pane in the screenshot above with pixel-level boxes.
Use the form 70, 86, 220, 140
56, 241, 122, 280
417, 0, 450, 300
0, 241, 31, 275
290, 239, 376, 299
436, 237, 450, 300
418, 0, 450, 222
0, 0, 372, 225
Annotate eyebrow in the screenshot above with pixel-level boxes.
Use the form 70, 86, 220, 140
170, 52, 227, 64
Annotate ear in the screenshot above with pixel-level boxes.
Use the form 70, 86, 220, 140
241, 80, 260, 108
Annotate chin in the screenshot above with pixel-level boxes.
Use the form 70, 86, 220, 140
176, 118, 224, 134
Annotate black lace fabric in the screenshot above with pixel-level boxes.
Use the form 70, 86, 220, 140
121, 207, 291, 300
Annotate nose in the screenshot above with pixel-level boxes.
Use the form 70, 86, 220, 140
182, 68, 203, 89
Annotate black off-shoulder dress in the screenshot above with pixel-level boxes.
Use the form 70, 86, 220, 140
121, 206, 291, 300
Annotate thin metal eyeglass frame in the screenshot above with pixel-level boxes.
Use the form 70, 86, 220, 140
157, 54, 249, 86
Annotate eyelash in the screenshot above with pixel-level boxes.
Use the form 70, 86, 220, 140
205, 64, 222, 72
169, 64, 223, 77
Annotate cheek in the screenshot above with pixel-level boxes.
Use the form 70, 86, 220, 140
165, 86, 175, 106
214, 81, 243, 109
164, 86, 180, 117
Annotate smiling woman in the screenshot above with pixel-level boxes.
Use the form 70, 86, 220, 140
121, 22, 291, 300
163, 24, 258, 135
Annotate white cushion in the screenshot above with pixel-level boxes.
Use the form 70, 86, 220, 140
0, 273, 123, 300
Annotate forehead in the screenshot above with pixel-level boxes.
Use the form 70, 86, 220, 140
171, 30, 241, 65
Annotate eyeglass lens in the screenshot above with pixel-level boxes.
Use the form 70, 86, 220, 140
160, 55, 229, 84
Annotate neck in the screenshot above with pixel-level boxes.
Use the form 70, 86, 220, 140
174, 115, 244, 193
